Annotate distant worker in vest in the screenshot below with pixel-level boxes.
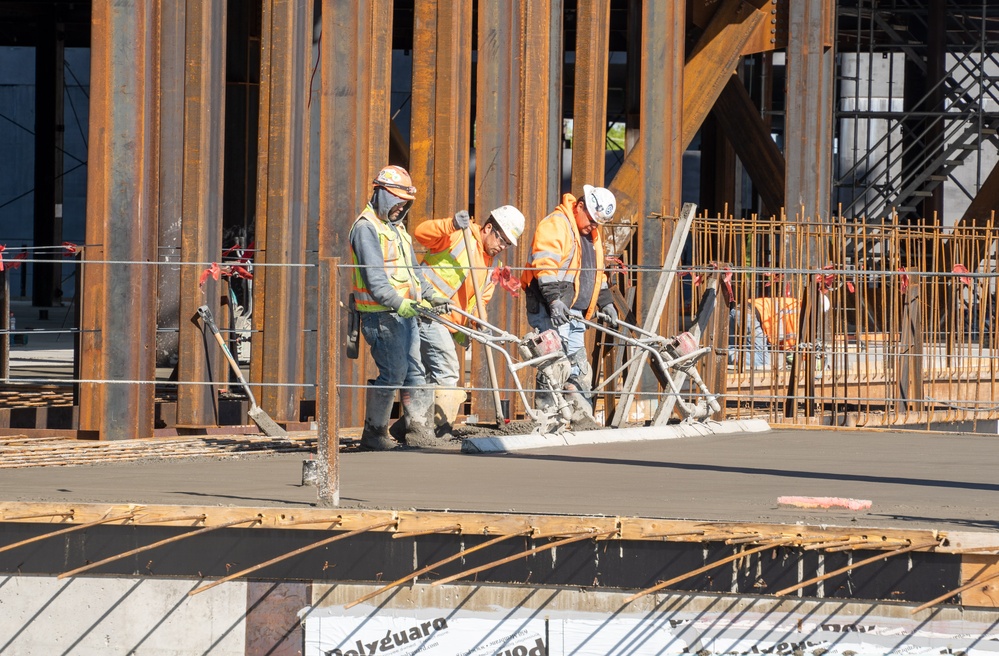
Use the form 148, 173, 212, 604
414, 205, 526, 432
349, 165, 442, 451
521, 184, 619, 421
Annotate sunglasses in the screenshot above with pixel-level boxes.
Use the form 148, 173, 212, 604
379, 181, 418, 196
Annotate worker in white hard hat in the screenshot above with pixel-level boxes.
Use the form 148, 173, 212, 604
521, 184, 618, 421
414, 205, 526, 430
349, 165, 439, 450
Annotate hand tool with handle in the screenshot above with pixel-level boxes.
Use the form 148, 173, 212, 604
197, 305, 287, 436
458, 211, 506, 424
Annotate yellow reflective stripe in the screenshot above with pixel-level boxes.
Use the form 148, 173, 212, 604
422, 236, 470, 298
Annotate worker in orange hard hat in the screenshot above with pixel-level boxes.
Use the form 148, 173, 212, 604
521, 184, 619, 423
348, 165, 440, 450
414, 204, 526, 431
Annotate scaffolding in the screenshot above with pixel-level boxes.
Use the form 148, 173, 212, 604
835, 0, 999, 223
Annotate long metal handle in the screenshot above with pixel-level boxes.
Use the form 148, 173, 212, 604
197, 305, 258, 408
462, 225, 506, 422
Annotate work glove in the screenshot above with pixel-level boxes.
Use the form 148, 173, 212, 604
397, 298, 421, 319
600, 303, 619, 328
429, 294, 451, 308
453, 210, 471, 231
549, 299, 571, 327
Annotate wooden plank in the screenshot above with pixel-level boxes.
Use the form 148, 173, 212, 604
0, 502, 949, 555
611, 203, 697, 427
961, 555, 999, 608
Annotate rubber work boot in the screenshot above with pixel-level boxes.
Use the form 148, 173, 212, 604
400, 386, 440, 448
565, 386, 600, 431
360, 385, 399, 451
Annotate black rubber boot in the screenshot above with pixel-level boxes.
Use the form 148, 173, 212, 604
360, 385, 400, 451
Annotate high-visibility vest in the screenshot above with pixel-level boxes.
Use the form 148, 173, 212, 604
349, 205, 421, 312
418, 223, 495, 328
521, 193, 605, 319
422, 235, 493, 300
751, 297, 800, 349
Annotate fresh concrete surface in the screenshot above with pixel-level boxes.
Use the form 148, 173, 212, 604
0, 427, 997, 534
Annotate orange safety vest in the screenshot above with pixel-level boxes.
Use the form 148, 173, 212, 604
520, 193, 605, 320
750, 297, 800, 349
415, 219, 495, 328
349, 205, 421, 312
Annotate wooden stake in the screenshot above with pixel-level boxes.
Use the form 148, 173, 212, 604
0, 511, 137, 555
727, 534, 783, 545
639, 530, 705, 539
2, 511, 74, 521
393, 525, 461, 539
774, 540, 940, 597
134, 514, 207, 525
824, 539, 910, 553
58, 518, 259, 579
188, 519, 396, 596
624, 538, 797, 603
803, 537, 854, 551
344, 529, 534, 609
430, 528, 618, 588
911, 569, 999, 614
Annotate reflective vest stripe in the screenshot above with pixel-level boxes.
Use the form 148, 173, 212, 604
350, 207, 420, 312
527, 212, 576, 282
422, 238, 469, 298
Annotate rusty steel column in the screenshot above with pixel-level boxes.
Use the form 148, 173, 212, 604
410, 0, 473, 225
156, 1, 184, 374
570, 0, 611, 192
784, 0, 834, 224
638, 1, 684, 303
250, 0, 314, 425
318, 0, 392, 428
80, 0, 159, 440
473, 0, 562, 421
177, 0, 227, 427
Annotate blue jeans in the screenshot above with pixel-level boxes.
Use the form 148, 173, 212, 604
526, 307, 587, 375
418, 319, 461, 387
360, 311, 427, 389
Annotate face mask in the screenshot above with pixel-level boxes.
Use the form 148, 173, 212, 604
373, 187, 407, 222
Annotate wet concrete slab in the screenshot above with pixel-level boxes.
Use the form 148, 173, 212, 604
0, 427, 996, 535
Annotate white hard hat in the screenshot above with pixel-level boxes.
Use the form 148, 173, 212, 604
582, 184, 616, 224
489, 205, 525, 246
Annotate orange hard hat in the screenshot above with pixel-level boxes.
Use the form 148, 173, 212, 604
373, 165, 417, 201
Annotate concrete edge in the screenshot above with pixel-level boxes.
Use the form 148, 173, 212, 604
460, 418, 771, 453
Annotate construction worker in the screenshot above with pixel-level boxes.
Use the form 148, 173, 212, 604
349, 165, 442, 451
521, 184, 619, 418
414, 205, 526, 430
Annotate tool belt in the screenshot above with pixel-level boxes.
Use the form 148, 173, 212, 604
346, 293, 360, 359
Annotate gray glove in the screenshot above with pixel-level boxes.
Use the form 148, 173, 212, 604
600, 303, 619, 328
453, 210, 471, 231
429, 294, 451, 308
549, 299, 570, 327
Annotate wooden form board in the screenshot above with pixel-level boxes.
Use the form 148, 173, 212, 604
0, 501, 949, 548
611, 203, 698, 427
